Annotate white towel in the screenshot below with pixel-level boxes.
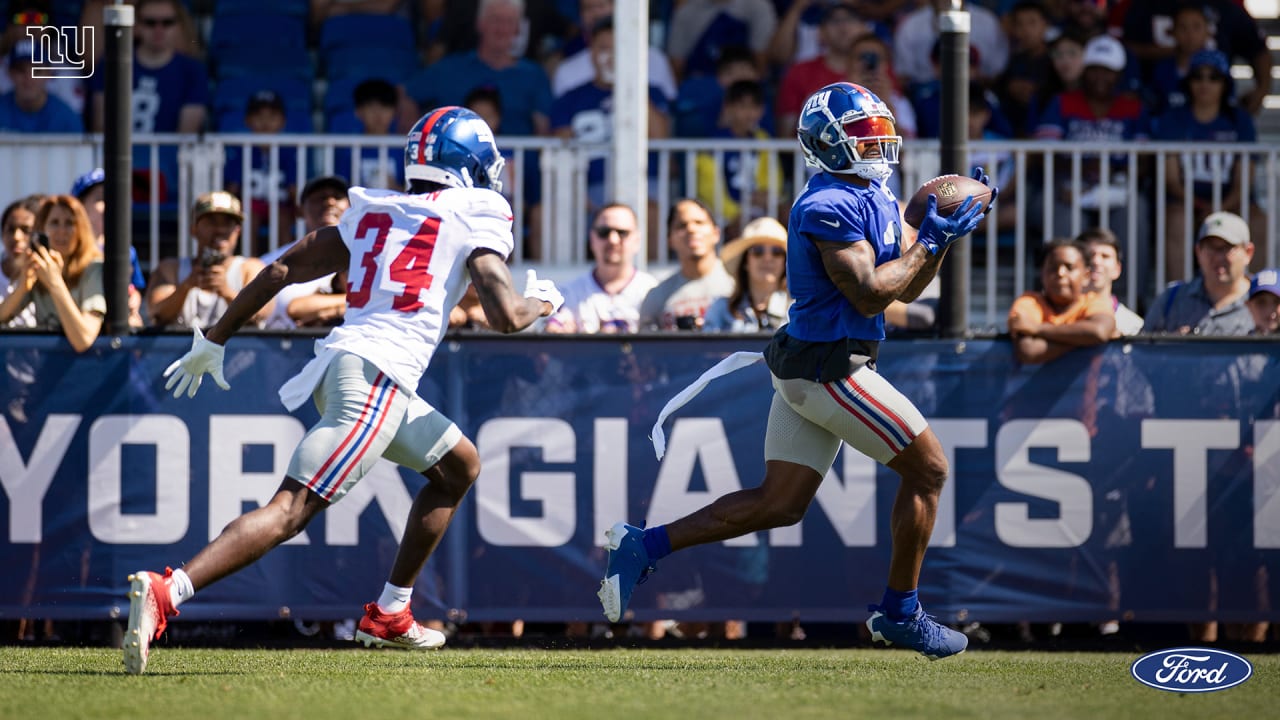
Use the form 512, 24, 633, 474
277, 347, 336, 411
650, 351, 765, 459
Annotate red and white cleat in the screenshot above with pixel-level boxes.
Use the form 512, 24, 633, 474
123, 569, 178, 675
354, 602, 445, 650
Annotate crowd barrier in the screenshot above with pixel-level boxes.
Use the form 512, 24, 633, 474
1, 332, 1277, 623
2, 134, 1277, 327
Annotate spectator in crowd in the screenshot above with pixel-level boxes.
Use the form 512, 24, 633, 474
544, 203, 657, 333
90, 0, 207, 200
553, 0, 677, 102
704, 216, 790, 332
1077, 227, 1144, 336
774, 2, 866, 133
1148, 4, 1213, 114
0, 196, 105, 352
70, 169, 146, 329
996, 1, 1054, 138
892, 2, 1008, 91
1033, 30, 1088, 122
311, 0, 412, 26
964, 84, 1018, 233
674, 45, 760, 139
0, 2, 87, 115
260, 176, 350, 331
694, 79, 782, 234
1115, 0, 1271, 115
336, 80, 404, 191
1143, 211, 1255, 335
1062, 0, 1109, 38
1154, 49, 1265, 283
848, 33, 915, 141
665, 0, 778, 79
425, 0, 569, 67
913, 43, 1007, 140
406, 0, 553, 136
769, 0, 895, 69
147, 191, 272, 330
639, 198, 734, 330
0, 40, 82, 132
1008, 238, 1116, 365
1034, 34, 1151, 296
1246, 268, 1280, 336
550, 17, 669, 213
225, 90, 299, 253
0, 194, 43, 328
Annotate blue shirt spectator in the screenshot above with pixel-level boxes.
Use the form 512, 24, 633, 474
665, 0, 777, 78
0, 40, 82, 132
406, 0, 553, 136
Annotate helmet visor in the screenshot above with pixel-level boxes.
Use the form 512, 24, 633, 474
841, 115, 900, 163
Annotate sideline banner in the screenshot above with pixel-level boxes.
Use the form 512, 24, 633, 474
1, 333, 1277, 623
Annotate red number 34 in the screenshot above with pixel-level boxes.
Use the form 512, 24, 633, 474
346, 212, 439, 312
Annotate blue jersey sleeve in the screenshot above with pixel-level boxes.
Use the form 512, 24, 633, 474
793, 190, 866, 244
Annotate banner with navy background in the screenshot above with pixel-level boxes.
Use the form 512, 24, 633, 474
1, 334, 1278, 623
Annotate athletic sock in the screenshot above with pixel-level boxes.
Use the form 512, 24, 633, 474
169, 568, 195, 608
377, 583, 413, 614
880, 587, 919, 622
641, 525, 672, 561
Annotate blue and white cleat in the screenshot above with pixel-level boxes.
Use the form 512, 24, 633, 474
866, 604, 968, 661
597, 522, 656, 622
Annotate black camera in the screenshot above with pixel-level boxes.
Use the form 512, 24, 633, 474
198, 247, 227, 269
29, 230, 49, 251
859, 52, 880, 72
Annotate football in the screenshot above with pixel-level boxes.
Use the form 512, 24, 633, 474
902, 174, 993, 229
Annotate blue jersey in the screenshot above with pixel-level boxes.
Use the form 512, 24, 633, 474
786, 173, 901, 343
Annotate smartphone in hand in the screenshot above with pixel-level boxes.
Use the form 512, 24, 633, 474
29, 231, 49, 252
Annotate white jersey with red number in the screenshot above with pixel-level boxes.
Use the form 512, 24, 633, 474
279, 186, 513, 408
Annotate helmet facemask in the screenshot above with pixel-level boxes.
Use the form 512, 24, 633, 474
804, 113, 901, 181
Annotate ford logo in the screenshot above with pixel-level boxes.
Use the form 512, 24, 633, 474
1131, 647, 1253, 693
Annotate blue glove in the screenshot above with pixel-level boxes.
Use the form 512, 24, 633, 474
915, 166, 998, 255
971, 165, 1000, 208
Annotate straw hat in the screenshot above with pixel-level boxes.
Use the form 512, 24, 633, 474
720, 216, 788, 277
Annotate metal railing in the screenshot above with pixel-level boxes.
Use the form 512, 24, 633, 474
2, 134, 1277, 327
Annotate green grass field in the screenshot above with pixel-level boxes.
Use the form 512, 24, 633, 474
1, 646, 1274, 720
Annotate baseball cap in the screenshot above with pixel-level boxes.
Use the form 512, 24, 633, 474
1188, 49, 1230, 77
298, 175, 349, 205
1250, 269, 1280, 300
1198, 211, 1250, 246
71, 168, 106, 199
246, 89, 285, 115
8, 39, 34, 68
192, 191, 244, 223
1082, 34, 1126, 72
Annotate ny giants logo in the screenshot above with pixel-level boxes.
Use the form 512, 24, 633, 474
1130, 648, 1253, 693
26, 26, 94, 79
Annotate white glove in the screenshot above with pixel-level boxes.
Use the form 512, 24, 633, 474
523, 269, 565, 313
163, 328, 230, 399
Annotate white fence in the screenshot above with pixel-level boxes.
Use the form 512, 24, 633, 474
2, 133, 1277, 327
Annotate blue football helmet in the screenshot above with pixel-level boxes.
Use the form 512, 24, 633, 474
404, 106, 505, 193
797, 82, 900, 181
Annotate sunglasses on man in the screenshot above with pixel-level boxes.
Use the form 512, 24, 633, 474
593, 226, 631, 240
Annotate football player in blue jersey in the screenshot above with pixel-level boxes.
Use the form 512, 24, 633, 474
599, 82, 996, 660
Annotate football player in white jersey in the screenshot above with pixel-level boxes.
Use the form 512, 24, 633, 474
122, 107, 564, 674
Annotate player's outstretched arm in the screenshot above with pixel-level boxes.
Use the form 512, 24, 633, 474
467, 250, 562, 333
205, 226, 349, 345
